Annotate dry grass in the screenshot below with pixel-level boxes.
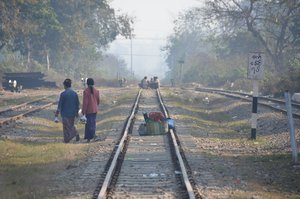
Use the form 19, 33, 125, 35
161, 87, 300, 199
0, 139, 88, 198
0, 86, 136, 198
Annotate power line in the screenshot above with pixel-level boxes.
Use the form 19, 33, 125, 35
114, 53, 165, 57
115, 37, 166, 41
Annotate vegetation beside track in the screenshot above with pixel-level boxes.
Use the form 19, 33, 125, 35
161, 87, 300, 199
0, 87, 137, 198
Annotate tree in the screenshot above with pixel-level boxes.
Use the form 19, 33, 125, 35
0, 0, 133, 77
97, 54, 130, 79
0, 0, 23, 50
0, 0, 63, 71
48, 0, 133, 74
202, 0, 300, 73
163, 8, 211, 82
289, 7, 300, 48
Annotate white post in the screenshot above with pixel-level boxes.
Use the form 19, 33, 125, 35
251, 80, 258, 139
284, 91, 298, 164
248, 52, 264, 139
46, 53, 50, 71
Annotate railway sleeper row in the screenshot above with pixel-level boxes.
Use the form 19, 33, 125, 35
93, 89, 201, 199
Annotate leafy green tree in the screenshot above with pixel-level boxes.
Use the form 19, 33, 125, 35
163, 8, 211, 84
202, 0, 300, 73
48, 0, 133, 75
163, 8, 251, 86
0, 0, 133, 78
164, 1, 300, 92
0, 0, 24, 50
0, 0, 63, 71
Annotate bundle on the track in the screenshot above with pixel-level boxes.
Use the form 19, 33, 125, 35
139, 111, 169, 135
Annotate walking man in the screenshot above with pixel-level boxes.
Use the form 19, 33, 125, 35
55, 78, 80, 143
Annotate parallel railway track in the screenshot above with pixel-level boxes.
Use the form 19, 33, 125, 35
93, 89, 201, 199
0, 96, 56, 127
195, 87, 300, 118
1, 87, 299, 198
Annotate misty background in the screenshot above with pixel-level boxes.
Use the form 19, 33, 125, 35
108, 0, 201, 79
0, 0, 300, 95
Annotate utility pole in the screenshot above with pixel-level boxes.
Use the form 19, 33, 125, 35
130, 33, 135, 78
178, 59, 184, 84
130, 36, 133, 77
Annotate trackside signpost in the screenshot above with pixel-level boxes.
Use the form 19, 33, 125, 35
284, 91, 298, 164
248, 52, 264, 139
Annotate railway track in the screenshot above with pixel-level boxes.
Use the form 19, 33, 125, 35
195, 87, 300, 118
93, 89, 201, 199
0, 96, 56, 127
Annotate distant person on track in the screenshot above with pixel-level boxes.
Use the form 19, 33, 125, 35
139, 76, 149, 89
153, 76, 160, 89
118, 77, 126, 87
81, 77, 88, 89
81, 78, 100, 143
170, 78, 175, 87
13, 80, 17, 92
54, 78, 80, 143
8, 80, 13, 92
149, 76, 160, 89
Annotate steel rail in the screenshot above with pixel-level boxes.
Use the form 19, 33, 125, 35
0, 96, 49, 114
97, 89, 142, 199
156, 89, 196, 199
97, 88, 197, 198
0, 102, 56, 126
196, 87, 300, 108
196, 87, 300, 119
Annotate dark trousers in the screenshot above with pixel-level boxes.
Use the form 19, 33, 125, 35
84, 113, 97, 140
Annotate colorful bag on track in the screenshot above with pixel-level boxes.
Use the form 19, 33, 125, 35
145, 119, 168, 135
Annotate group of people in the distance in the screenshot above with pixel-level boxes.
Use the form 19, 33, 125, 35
118, 77, 127, 87
8, 79, 22, 93
139, 76, 160, 89
55, 78, 100, 143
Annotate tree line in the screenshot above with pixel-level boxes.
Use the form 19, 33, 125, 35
0, 0, 133, 81
164, 0, 300, 94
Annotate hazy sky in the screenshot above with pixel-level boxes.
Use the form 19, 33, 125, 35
108, 0, 201, 79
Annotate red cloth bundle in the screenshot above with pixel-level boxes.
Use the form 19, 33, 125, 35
148, 112, 165, 122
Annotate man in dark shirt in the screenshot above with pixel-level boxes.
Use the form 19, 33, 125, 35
55, 79, 80, 143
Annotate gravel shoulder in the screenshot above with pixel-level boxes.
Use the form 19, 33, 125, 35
161, 87, 300, 199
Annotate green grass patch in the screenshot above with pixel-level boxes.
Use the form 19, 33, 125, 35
0, 163, 63, 198
167, 100, 233, 121
175, 114, 245, 130
0, 139, 87, 165
18, 118, 61, 132
0, 139, 89, 198
97, 115, 127, 127
168, 101, 206, 113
